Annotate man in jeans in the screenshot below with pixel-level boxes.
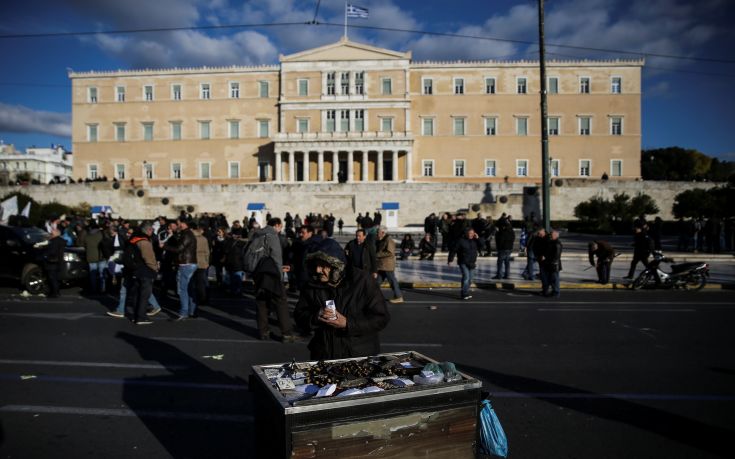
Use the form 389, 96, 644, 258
83, 222, 105, 293
375, 226, 403, 303
493, 219, 515, 279
448, 228, 479, 300
164, 218, 198, 320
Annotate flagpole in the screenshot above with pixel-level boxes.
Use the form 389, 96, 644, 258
344, 3, 348, 39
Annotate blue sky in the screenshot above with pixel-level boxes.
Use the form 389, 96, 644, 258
1, 0, 733, 159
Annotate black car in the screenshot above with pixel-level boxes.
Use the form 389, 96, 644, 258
0, 225, 88, 294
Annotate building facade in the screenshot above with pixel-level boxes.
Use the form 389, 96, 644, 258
0, 143, 73, 185
69, 38, 642, 185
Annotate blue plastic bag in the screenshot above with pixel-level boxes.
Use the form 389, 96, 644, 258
479, 400, 508, 457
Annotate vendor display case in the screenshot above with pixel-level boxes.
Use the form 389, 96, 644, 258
250, 351, 483, 458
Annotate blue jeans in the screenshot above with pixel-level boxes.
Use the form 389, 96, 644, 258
229, 270, 244, 296
88, 261, 106, 292
378, 271, 402, 298
544, 269, 560, 296
459, 264, 475, 297
177, 264, 198, 317
116, 280, 161, 314
496, 250, 511, 278
523, 249, 536, 280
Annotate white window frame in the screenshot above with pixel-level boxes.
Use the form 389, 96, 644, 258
171, 162, 182, 179
516, 77, 527, 94
199, 121, 211, 140
611, 159, 623, 177
325, 110, 336, 133
380, 117, 394, 133
326, 72, 336, 95
610, 116, 623, 136
200, 83, 211, 100
170, 121, 182, 140
579, 76, 591, 94
422, 160, 434, 177
453, 77, 465, 95
579, 159, 591, 177
116, 86, 125, 102
171, 83, 182, 101
485, 76, 496, 94
297, 78, 309, 96
547, 116, 560, 136
421, 116, 435, 136
87, 124, 98, 143
229, 81, 240, 99
516, 159, 529, 177
115, 163, 126, 180
339, 109, 350, 132
88, 87, 98, 103
452, 116, 466, 136
87, 163, 99, 180
228, 161, 240, 179
354, 72, 365, 95
483, 117, 497, 136
259, 80, 269, 98
258, 119, 270, 138
143, 85, 154, 101
143, 163, 154, 180
611, 76, 622, 94
142, 122, 154, 141
516, 116, 529, 136
422, 77, 433, 95
453, 159, 466, 177
484, 159, 497, 177
296, 117, 310, 133
229, 120, 240, 139
114, 122, 126, 142
550, 159, 560, 177
199, 161, 212, 179
381, 77, 392, 95
578, 116, 592, 136
340, 72, 350, 95
548, 76, 559, 94
353, 109, 365, 132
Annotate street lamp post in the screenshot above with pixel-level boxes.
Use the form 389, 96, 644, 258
538, 0, 551, 231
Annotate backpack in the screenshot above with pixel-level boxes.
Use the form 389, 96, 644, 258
121, 241, 144, 275
242, 232, 270, 274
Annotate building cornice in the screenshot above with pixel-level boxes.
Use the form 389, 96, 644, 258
411, 59, 645, 69
68, 65, 280, 79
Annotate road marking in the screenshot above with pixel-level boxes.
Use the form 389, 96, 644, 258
404, 300, 731, 305
153, 336, 444, 348
0, 359, 190, 370
489, 392, 735, 401
0, 312, 96, 320
537, 308, 696, 312
0, 373, 247, 391
0, 404, 253, 423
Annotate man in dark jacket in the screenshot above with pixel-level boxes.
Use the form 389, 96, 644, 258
164, 219, 198, 320
44, 228, 66, 297
288, 225, 321, 291
344, 229, 377, 278
625, 226, 652, 280
541, 230, 563, 297
294, 238, 390, 360
493, 219, 515, 279
125, 224, 158, 325
223, 233, 247, 295
448, 228, 479, 299
418, 233, 436, 260
84, 222, 105, 293
588, 240, 615, 284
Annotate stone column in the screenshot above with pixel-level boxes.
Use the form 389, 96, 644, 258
361, 151, 368, 182
377, 150, 384, 181
347, 150, 354, 183
288, 151, 295, 182
317, 151, 324, 182
274, 151, 282, 182
332, 151, 339, 182
392, 150, 399, 182
302, 151, 310, 182
405, 149, 413, 182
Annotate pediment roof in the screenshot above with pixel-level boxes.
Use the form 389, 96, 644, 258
280, 37, 411, 62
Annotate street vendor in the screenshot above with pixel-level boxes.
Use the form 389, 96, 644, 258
294, 238, 390, 360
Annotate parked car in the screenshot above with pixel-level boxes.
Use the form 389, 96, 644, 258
0, 225, 88, 294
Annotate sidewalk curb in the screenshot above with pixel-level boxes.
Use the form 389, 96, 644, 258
393, 281, 734, 290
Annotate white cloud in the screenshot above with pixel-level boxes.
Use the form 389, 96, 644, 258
0, 103, 71, 137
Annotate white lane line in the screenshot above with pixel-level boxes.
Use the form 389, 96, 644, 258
537, 308, 696, 312
0, 405, 252, 423
0, 359, 190, 370
154, 336, 276, 344
404, 301, 731, 305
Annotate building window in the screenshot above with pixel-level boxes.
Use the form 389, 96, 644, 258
580, 160, 591, 176
341, 72, 350, 95
229, 120, 240, 139
516, 160, 528, 177
143, 122, 154, 141
326, 72, 336, 95
200, 83, 210, 100
258, 119, 269, 138
88, 87, 97, 103
354, 72, 364, 95
171, 163, 182, 179
381, 78, 392, 95
88, 164, 98, 179
298, 79, 308, 96
354, 110, 365, 131
580, 77, 590, 94
230, 82, 240, 98
199, 121, 210, 140
229, 161, 240, 179
87, 124, 98, 143
548, 77, 559, 94
611, 77, 622, 94
485, 77, 496, 94
259, 81, 269, 98
172, 84, 182, 100
517, 77, 527, 94
611, 160, 623, 177
610, 117, 623, 136
116, 86, 125, 102
454, 78, 464, 95
423, 78, 433, 95
579, 117, 591, 135
199, 162, 211, 179
259, 162, 270, 182
551, 159, 560, 177
115, 123, 126, 142
516, 117, 528, 136
453, 117, 466, 136
143, 163, 154, 179
422, 117, 434, 136
548, 117, 560, 136
485, 160, 496, 177
380, 117, 393, 133
144, 85, 154, 101
297, 118, 309, 133
484, 117, 497, 136
422, 160, 434, 177
326, 110, 336, 132
170, 121, 182, 140
115, 164, 125, 180
453, 160, 465, 177
339, 110, 350, 132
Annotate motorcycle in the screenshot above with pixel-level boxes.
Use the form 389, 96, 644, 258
631, 251, 709, 291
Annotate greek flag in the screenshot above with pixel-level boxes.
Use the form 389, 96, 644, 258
346, 4, 369, 18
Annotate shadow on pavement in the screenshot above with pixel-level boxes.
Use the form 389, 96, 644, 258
458, 364, 732, 458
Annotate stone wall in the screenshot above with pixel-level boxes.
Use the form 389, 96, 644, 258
6, 179, 721, 226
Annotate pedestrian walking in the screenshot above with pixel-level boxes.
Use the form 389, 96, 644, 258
344, 229, 377, 278
448, 228, 479, 300
624, 226, 653, 280
375, 227, 403, 303
493, 218, 515, 279
191, 222, 210, 307
164, 218, 198, 320
43, 229, 66, 297
541, 230, 562, 297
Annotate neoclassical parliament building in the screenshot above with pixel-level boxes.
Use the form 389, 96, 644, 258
70, 38, 642, 185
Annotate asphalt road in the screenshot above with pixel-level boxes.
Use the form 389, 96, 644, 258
0, 285, 734, 458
